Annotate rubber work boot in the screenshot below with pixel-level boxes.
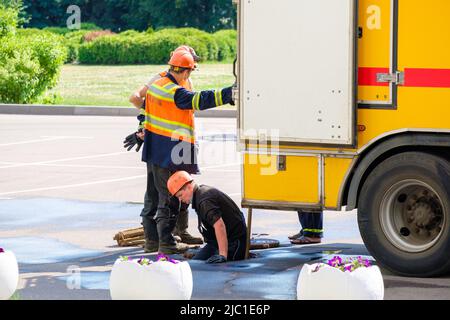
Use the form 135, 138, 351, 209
174, 231, 204, 245
174, 209, 204, 245
158, 242, 190, 254
173, 234, 182, 243
142, 216, 159, 252
143, 239, 159, 253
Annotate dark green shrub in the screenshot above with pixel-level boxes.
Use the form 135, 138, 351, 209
156, 27, 208, 38
77, 27, 234, 65
44, 23, 101, 35
0, 32, 67, 103
145, 33, 187, 64
16, 27, 44, 37
156, 28, 219, 61
119, 30, 141, 37
79, 22, 101, 31
43, 26, 72, 35
42, 24, 102, 63
79, 32, 185, 65
214, 30, 237, 61
63, 30, 89, 63
79, 35, 123, 64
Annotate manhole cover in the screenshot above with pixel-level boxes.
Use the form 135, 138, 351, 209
250, 238, 280, 250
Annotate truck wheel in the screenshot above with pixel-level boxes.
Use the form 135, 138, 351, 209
358, 151, 450, 277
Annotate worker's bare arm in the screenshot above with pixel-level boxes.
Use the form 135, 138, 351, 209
129, 85, 148, 109
213, 218, 228, 258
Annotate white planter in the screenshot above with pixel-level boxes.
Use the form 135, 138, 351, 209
0, 250, 19, 300
109, 259, 193, 300
297, 263, 384, 300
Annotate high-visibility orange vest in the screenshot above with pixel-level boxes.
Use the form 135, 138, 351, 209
157, 71, 193, 91
144, 76, 195, 144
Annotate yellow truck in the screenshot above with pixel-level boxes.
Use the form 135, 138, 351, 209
235, 0, 450, 276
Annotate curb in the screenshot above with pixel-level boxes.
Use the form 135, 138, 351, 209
0, 104, 237, 118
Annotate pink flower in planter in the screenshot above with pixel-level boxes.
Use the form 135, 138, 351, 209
344, 265, 353, 272
328, 256, 342, 268
137, 257, 152, 266
314, 256, 373, 273
156, 254, 179, 264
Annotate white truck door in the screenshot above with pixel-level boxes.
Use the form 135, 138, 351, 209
239, 0, 357, 146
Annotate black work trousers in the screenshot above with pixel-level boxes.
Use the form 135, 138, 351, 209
140, 163, 185, 246
192, 234, 247, 261
297, 210, 324, 238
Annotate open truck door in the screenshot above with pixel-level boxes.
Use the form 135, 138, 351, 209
238, 0, 357, 147
237, 0, 358, 211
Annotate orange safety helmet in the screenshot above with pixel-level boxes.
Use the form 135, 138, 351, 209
168, 49, 196, 70
173, 45, 200, 62
167, 171, 194, 195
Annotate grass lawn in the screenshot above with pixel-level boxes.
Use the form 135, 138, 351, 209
48, 63, 235, 108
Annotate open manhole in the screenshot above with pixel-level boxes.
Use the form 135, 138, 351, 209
250, 238, 280, 250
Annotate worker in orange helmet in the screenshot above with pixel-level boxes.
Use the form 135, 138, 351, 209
124, 46, 203, 254
168, 171, 247, 263
131, 47, 234, 255
128, 45, 199, 111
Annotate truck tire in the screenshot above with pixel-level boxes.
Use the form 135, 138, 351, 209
358, 151, 450, 277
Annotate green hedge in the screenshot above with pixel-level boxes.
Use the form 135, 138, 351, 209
63, 30, 90, 63
43, 23, 102, 35
214, 29, 237, 61
0, 31, 67, 103
18, 26, 236, 65
43, 24, 103, 63
78, 28, 236, 65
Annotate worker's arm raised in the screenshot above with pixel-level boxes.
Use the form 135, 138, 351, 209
130, 73, 163, 109
173, 86, 233, 111
129, 85, 148, 109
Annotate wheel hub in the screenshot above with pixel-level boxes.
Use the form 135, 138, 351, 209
409, 197, 441, 230
380, 180, 445, 253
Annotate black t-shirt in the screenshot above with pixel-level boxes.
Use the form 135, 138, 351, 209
192, 185, 246, 243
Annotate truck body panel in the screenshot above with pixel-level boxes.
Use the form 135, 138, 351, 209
240, 0, 450, 211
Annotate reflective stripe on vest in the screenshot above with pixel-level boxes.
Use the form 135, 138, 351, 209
144, 113, 195, 140
145, 76, 195, 144
148, 82, 178, 102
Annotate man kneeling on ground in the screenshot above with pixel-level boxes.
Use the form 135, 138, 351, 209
167, 171, 247, 264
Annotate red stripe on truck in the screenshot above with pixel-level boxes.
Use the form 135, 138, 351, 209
403, 68, 450, 88
358, 67, 390, 86
358, 67, 450, 88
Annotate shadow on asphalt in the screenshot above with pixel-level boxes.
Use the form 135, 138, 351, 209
15, 243, 450, 300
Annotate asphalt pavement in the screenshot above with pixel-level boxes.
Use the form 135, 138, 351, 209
0, 114, 449, 300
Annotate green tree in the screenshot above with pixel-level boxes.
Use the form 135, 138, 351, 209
141, 0, 236, 32
21, 0, 83, 28
0, 5, 18, 36
21, 0, 236, 32
0, 0, 29, 35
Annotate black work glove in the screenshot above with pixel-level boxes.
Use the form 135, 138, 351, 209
206, 254, 227, 264
123, 132, 143, 152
